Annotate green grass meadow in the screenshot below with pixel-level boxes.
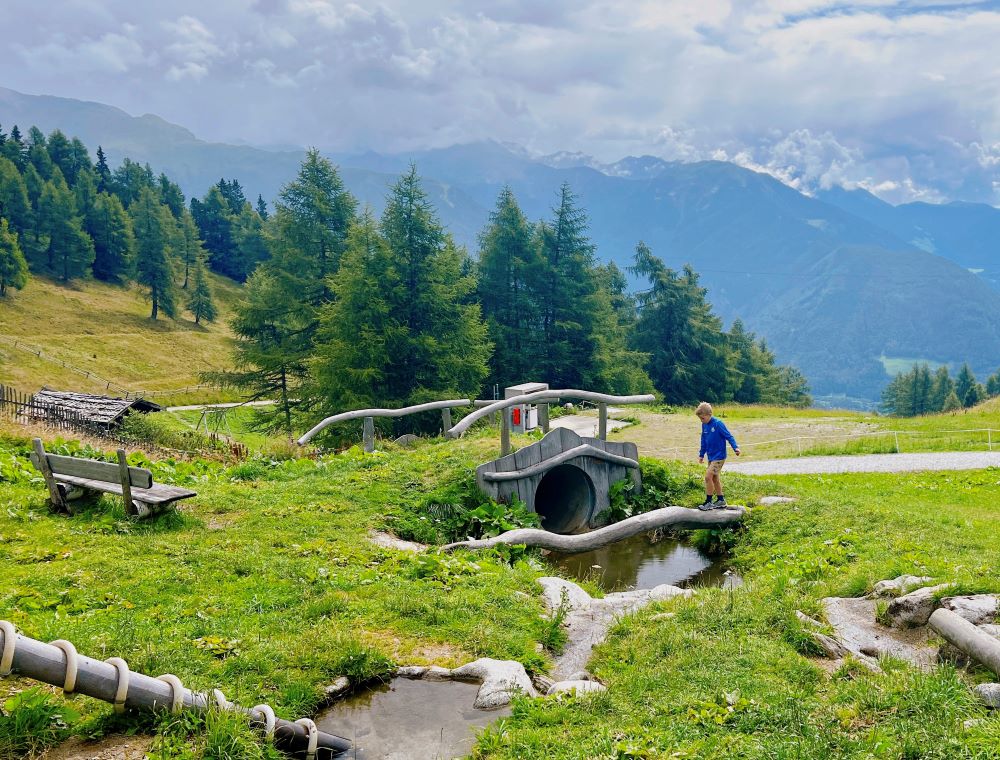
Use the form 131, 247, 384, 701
2, 419, 999, 758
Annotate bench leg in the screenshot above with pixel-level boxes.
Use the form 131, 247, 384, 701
56, 483, 90, 515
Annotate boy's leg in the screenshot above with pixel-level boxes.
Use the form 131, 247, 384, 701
699, 466, 716, 509
710, 461, 727, 507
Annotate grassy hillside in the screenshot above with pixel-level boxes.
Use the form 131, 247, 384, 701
0, 275, 242, 405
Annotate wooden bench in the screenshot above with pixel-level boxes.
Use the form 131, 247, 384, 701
30, 438, 197, 518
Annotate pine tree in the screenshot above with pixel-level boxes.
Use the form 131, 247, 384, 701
38, 172, 94, 280
587, 262, 653, 394
941, 390, 962, 412
158, 173, 186, 218
95, 146, 111, 193
956, 363, 978, 408
231, 204, 270, 281
186, 257, 217, 324
630, 242, 728, 403
0, 218, 29, 296
985, 369, 1000, 397
217, 178, 247, 210
27, 127, 53, 180
89, 192, 135, 282
256, 195, 269, 220
535, 183, 604, 388
190, 186, 238, 278
476, 186, 546, 390
177, 211, 206, 288
2, 125, 26, 170
269, 149, 356, 300
110, 158, 155, 207
131, 187, 177, 319
929, 366, 955, 411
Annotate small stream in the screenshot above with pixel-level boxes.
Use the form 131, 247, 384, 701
547, 533, 740, 592
316, 679, 510, 760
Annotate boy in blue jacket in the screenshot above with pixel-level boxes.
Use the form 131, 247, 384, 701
696, 402, 740, 510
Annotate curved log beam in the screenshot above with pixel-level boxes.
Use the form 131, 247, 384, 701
298, 399, 471, 444
482, 444, 639, 482
447, 389, 656, 439
441, 505, 747, 553
930, 608, 1000, 677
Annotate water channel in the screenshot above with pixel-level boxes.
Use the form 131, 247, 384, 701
547, 533, 739, 592
316, 678, 510, 760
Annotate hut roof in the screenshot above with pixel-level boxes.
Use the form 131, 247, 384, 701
33, 390, 162, 425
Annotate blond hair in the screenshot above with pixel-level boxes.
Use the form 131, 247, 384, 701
695, 402, 713, 417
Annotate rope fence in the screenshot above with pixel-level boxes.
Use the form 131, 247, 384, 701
643, 427, 1000, 458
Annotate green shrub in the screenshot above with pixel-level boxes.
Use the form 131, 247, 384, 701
118, 411, 224, 454
0, 687, 79, 759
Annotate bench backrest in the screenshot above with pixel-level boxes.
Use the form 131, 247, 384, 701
30, 451, 153, 489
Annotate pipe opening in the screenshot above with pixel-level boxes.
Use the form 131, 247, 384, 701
534, 464, 595, 534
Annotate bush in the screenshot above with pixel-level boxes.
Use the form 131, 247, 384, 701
604, 458, 701, 521
0, 687, 79, 759
118, 411, 225, 454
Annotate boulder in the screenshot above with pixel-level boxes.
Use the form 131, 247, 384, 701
941, 595, 998, 626
872, 575, 934, 598
546, 680, 607, 696
565, 671, 595, 681
885, 584, 952, 628
323, 676, 351, 699
450, 658, 538, 708
974, 683, 1000, 709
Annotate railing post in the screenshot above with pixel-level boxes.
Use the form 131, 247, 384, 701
500, 409, 511, 457
989, 429, 993, 452
362, 416, 375, 453
441, 407, 452, 436
894, 432, 900, 453
598, 402, 608, 440
539, 402, 549, 434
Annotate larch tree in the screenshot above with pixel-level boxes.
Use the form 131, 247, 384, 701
0, 218, 29, 296
38, 171, 94, 280
131, 186, 177, 319
186, 257, 217, 325
89, 192, 135, 282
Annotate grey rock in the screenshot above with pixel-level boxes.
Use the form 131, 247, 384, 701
368, 531, 426, 553
393, 434, 420, 447
941, 595, 998, 626
758, 496, 796, 505
531, 674, 555, 693
546, 680, 607, 696
565, 670, 594, 681
974, 683, 1000, 709
450, 658, 538, 708
423, 666, 454, 681
872, 575, 934, 597
822, 596, 936, 669
885, 584, 953, 628
324, 676, 351, 699
395, 666, 427, 679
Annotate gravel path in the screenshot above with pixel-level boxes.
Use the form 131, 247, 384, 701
727, 451, 1000, 475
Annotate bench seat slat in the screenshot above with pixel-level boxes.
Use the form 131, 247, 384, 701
30, 452, 153, 489
53, 474, 197, 505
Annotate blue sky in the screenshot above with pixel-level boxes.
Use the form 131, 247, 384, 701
2, 0, 999, 204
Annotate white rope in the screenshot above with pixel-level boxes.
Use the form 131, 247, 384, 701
106, 658, 130, 713
295, 717, 319, 760
156, 674, 185, 713
49, 640, 78, 694
252, 704, 276, 738
0, 621, 16, 676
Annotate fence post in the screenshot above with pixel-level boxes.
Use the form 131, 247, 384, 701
894, 432, 900, 453
362, 416, 375, 453
539, 402, 549, 434
989, 429, 993, 452
441, 407, 452, 437
796, 437, 802, 455
500, 409, 511, 457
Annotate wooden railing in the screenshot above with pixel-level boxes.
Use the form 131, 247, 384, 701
297, 399, 472, 450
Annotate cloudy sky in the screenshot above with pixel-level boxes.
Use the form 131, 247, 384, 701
3, 0, 1000, 204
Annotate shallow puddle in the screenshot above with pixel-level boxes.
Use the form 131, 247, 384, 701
316, 678, 510, 760
547, 533, 740, 592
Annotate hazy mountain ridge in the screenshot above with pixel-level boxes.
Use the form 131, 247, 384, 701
4, 87, 1000, 400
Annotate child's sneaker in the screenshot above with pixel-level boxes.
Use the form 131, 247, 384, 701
698, 497, 715, 511
714, 496, 728, 508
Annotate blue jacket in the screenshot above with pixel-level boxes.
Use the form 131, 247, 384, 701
700, 417, 738, 461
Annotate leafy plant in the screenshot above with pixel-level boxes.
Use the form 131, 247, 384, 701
0, 687, 80, 758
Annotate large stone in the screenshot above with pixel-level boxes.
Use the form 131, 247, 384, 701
941, 595, 998, 626
885, 584, 953, 628
323, 676, 351, 699
538, 576, 594, 613
872, 575, 934, 598
546, 680, 607, 696
450, 658, 538, 708
974, 683, 1000, 709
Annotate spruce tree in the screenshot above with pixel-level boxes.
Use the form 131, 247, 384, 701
0, 218, 29, 296
231, 204, 270, 281
256, 195, 269, 220
956, 363, 978, 408
89, 192, 135, 282
158, 173, 186, 218
177, 210, 206, 288
630, 242, 728, 403
476, 186, 545, 390
941, 390, 962, 412
132, 187, 177, 319
190, 186, 237, 277
929, 366, 955, 411
2, 125, 26, 170
95, 146, 111, 193
186, 257, 217, 324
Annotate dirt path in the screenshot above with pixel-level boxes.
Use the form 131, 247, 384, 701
728, 451, 1000, 475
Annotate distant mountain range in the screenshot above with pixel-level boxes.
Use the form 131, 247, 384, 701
3, 86, 1000, 404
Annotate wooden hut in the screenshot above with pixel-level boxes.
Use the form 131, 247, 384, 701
32, 389, 161, 429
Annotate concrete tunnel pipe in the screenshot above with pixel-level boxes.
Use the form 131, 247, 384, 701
534, 464, 596, 534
